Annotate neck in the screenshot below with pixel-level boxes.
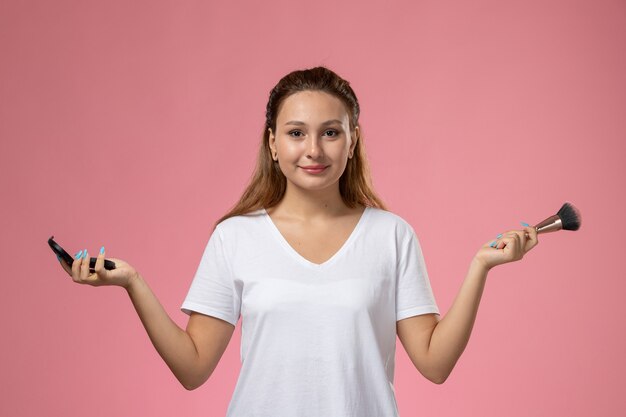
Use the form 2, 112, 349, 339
273, 182, 349, 220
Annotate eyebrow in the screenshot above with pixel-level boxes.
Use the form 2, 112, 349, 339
284, 119, 344, 126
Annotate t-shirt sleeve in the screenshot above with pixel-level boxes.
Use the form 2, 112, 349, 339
396, 226, 440, 321
180, 226, 241, 327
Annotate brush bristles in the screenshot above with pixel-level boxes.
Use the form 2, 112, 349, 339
557, 202, 581, 231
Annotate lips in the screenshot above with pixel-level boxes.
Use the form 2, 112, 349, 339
300, 165, 328, 174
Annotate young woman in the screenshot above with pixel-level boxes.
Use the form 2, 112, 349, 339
58, 66, 539, 416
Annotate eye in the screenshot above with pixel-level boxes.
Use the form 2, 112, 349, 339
288, 130, 304, 138
324, 129, 339, 137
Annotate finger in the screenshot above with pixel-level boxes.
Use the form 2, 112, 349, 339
80, 248, 91, 281
93, 246, 108, 282
83, 248, 102, 285
512, 229, 527, 247
515, 230, 524, 245
504, 232, 527, 260
492, 231, 511, 249
496, 232, 511, 249
497, 231, 521, 251
71, 250, 83, 282
489, 230, 510, 249
524, 226, 538, 252
488, 232, 501, 249
74, 247, 109, 286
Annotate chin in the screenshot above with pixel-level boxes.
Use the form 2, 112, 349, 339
288, 178, 340, 192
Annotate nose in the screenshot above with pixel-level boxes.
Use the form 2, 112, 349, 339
306, 135, 323, 159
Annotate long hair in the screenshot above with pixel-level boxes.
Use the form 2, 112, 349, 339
214, 66, 387, 228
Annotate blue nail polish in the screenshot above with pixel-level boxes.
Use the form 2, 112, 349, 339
100, 246, 105, 255
490, 241, 496, 247
496, 234, 502, 238
75, 250, 83, 259
521, 222, 529, 227
83, 249, 88, 259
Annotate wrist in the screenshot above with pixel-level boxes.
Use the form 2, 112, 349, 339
471, 256, 492, 274
125, 272, 143, 293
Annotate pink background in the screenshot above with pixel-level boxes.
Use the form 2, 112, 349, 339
1, 1, 624, 416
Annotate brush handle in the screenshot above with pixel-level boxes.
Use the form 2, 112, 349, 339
534, 214, 562, 234
518, 214, 560, 240
513, 215, 560, 240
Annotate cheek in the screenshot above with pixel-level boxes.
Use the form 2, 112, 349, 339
331, 141, 351, 156
277, 140, 302, 156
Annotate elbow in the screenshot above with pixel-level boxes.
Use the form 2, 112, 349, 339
423, 357, 457, 384
429, 373, 449, 385
422, 366, 451, 385
182, 380, 201, 391
179, 373, 210, 391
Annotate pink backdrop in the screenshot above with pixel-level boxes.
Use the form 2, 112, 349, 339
1, 1, 624, 416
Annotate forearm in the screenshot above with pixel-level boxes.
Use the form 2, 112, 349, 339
427, 258, 489, 382
125, 274, 202, 388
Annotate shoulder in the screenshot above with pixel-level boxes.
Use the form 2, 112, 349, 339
365, 207, 416, 239
213, 208, 267, 239
366, 207, 415, 231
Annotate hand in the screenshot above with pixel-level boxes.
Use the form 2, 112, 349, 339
473, 225, 539, 271
58, 247, 140, 289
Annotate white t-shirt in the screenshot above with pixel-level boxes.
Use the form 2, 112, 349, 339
181, 206, 439, 417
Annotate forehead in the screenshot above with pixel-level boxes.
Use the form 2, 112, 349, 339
276, 91, 349, 124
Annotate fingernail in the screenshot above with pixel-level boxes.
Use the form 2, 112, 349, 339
75, 250, 83, 259
83, 249, 88, 259
490, 241, 497, 247
56, 254, 62, 262
100, 246, 105, 255
521, 221, 529, 227
496, 233, 502, 238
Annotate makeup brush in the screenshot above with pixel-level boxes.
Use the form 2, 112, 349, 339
533, 202, 582, 235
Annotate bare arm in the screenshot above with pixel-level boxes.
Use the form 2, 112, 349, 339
126, 274, 235, 390
397, 259, 487, 384
397, 226, 539, 384
60, 249, 235, 390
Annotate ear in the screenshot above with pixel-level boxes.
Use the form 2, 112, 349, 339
268, 128, 275, 150
268, 128, 277, 160
349, 126, 360, 158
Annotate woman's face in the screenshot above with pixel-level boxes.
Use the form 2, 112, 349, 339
268, 90, 359, 194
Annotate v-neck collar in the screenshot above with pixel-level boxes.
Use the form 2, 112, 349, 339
262, 206, 371, 270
